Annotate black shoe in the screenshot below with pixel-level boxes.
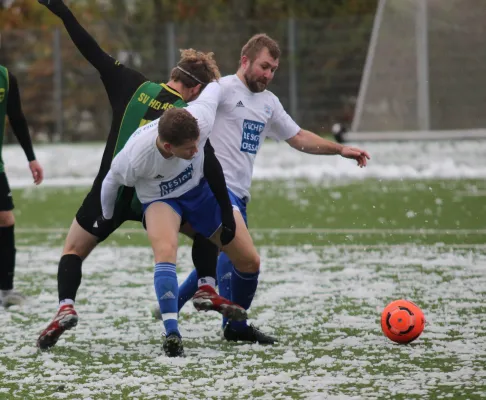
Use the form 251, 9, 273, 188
163, 333, 185, 357
223, 323, 278, 345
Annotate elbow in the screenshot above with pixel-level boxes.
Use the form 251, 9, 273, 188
288, 130, 306, 150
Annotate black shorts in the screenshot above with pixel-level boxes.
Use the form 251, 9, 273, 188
75, 177, 143, 242
0, 172, 14, 211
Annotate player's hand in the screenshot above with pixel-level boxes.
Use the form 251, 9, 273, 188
29, 160, 44, 185
340, 146, 371, 168
92, 215, 113, 238
37, 0, 68, 16
220, 213, 236, 246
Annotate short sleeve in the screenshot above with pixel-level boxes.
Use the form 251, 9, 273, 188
186, 82, 222, 143
267, 96, 301, 141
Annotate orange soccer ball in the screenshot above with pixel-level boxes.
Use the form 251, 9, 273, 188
381, 299, 425, 344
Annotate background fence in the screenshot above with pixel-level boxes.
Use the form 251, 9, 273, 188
0, 16, 373, 142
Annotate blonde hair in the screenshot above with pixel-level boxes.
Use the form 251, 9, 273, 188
241, 33, 281, 63
170, 48, 221, 87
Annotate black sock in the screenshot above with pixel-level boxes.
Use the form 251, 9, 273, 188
0, 225, 16, 291
192, 233, 218, 280
57, 254, 83, 302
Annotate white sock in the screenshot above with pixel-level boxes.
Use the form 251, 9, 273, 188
198, 277, 216, 289
59, 299, 75, 307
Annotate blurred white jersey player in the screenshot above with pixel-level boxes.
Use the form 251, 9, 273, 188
210, 74, 300, 201
101, 82, 265, 356
177, 33, 370, 344
101, 104, 210, 213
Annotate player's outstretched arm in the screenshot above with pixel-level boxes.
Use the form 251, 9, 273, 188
203, 140, 236, 246
6, 71, 44, 185
96, 149, 137, 237
286, 129, 370, 168
38, 0, 117, 76
100, 170, 121, 221
100, 147, 138, 219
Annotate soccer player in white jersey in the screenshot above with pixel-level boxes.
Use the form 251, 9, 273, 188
100, 82, 263, 356
176, 34, 370, 344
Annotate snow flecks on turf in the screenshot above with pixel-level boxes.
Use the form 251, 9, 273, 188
0, 245, 485, 399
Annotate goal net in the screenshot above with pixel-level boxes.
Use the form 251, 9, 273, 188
351, 0, 486, 139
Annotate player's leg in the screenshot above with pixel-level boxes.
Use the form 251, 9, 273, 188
177, 231, 215, 310
145, 201, 184, 357
59, 218, 99, 299
210, 211, 277, 344
177, 223, 246, 321
37, 188, 108, 350
216, 251, 233, 326
36, 218, 98, 350
176, 188, 248, 314
216, 194, 248, 328
178, 224, 207, 310
0, 172, 21, 308
57, 185, 109, 305
210, 210, 260, 308
180, 182, 273, 343
128, 194, 210, 314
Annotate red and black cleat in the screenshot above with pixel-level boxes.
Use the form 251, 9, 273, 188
192, 285, 248, 321
37, 304, 79, 350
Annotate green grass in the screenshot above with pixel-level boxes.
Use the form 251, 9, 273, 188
11, 179, 486, 246
0, 178, 485, 399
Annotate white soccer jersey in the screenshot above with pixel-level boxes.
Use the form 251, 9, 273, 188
209, 74, 301, 200
101, 82, 221, 219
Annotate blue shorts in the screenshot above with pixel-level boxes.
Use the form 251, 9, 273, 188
231, 192, 248, 226
143, 180, 244, 238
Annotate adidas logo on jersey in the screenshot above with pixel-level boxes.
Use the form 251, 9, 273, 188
160, 291, 176, 300
236, 101, 245, 108
154, 174, 164, 179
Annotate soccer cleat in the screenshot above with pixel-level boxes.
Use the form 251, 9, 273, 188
163, 333, 185, 357
36, 304, 78, 350
223, 323, 278, 345
192, 285, 248, 321
0, 290, 26, 308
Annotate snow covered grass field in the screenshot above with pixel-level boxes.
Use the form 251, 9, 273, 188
1, 246, 485, 399
1, 141, 486, 399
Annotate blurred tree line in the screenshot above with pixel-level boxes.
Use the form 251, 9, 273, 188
0, 0, 377, 142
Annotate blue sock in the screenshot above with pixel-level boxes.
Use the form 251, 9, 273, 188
229, 266, 259, 331
177, 269, 198, 312
217, 252, 234, 328
154, 262, 180, 337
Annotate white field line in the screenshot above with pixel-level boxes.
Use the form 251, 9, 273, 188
15, 227, 486, 235
456, 191, 486, 196
300, 244, 486, 249
16, 244, 486, 251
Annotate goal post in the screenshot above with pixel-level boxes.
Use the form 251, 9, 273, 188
350, 0, 486, 140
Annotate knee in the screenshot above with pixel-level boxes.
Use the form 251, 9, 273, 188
249, 253, 260, 273
152, 240, 178, 263
62, 239, 93, 260
0, 211, 14, 227
62, 246, 85, 260
238, 252, 260, 274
